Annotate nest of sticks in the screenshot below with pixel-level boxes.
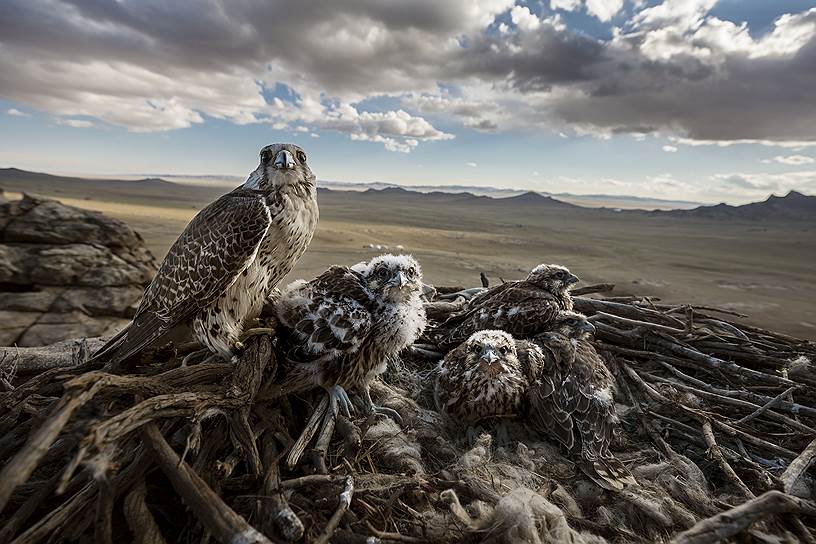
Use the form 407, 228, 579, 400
1, 281, 815, 544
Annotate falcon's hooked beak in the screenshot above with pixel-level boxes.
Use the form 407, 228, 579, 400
391, 271, 408, 288
273, 150, 296, 170
566, 273, 580, 285
580, 321, 596, 335
480, 347, 500, 364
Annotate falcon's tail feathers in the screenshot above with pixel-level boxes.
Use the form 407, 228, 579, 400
582, 454, 638, 492
87, 324, 130, 364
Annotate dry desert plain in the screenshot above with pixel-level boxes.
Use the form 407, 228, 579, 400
1, 168, 814, 339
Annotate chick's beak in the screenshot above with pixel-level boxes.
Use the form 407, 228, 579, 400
580, 321, 596, 335
567, 274, 580, 285
391, 271, 407, 288
273, 150, 296, 170
480, 348, 499, 364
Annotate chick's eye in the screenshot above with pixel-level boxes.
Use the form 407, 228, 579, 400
261, 151, 272, 163
407, 267, 416, 277
296, 151, 307, 163
555, 271, 565, 279
499, 346, 508, 355
566, 318, 576, 325
378, 268, 388, 278
471, 344, 480, 353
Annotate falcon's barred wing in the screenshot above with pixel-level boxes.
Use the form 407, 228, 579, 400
464, 280, 517, 307
572, 341, 617, 456
433, 342, 474, 419
527, 335, 635, 490
278, 266, 374, 360
524, 340, 575, 449
93, 189, 272, 365
437, 285, 561, 348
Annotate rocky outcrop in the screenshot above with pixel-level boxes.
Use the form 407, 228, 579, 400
0, 190, 157, 346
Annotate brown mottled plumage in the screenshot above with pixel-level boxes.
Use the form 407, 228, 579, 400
528, 311, 637, 491
273, 254, 426, 417
434, 330, 539, 427
433, 264, 578, 350
91, 143, 318, 367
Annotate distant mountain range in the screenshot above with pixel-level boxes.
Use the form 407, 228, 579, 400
648, 190, 816, 222
122, 172, 702, 210
1, 167, 814, 222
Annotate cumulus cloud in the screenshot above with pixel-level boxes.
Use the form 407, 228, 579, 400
6, 108, 27, 116
0, 0, 815, 151
585, 0, 624, 22
56, 118, 94, 128
511, 5, 541, 31
770, 155, 815, 165
466, 161, 478, 167
0, 0, 501, 150
662, 145, 678, 152
711, 171, 816, 193
548, 0, 621, 21
550, 0, 582, 12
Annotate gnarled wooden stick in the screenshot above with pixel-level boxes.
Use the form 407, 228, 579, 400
671, 490, 816, 544
701, 419, 755, 500
0, 373, 113, 512
781, 437, 816, 496
314, 475, 354, 544
255, 433, 304, 541
141, 422, 273, 544
123, 481, 167, 544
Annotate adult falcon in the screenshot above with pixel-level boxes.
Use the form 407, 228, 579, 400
432, 264, 579, 350
91, 143, 318, 368
528, 311, 637, 491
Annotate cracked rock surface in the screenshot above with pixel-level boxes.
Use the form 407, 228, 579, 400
0, 190, 156, 346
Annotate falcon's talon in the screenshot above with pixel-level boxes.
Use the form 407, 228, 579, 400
371, 405, 402, 424
326, 384, 353, 418
180, 348, 209, 367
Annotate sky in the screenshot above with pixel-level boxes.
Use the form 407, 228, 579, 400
1, 0, 815, 204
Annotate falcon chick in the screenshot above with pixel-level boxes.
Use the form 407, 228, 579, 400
435, 312, 636, 491
434, 329, 540, 444
528, 311, 637, 491
433, 264, 579, 349
92, 143, 318, 368
274, 254, 427, 420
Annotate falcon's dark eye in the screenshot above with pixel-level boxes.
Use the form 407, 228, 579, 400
407, 267, 416, 277
261, 150, 273, 163
470, 344, 480, 354
296, 150, 307, 163
498, 346, 508, 355
565, 318, 577, 326
378, 268, 389, 278
555, 271, 565, 279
